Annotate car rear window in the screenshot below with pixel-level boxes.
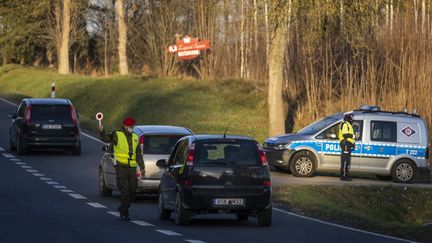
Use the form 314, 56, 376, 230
142, 135, 184, 154
30, 105, 72, 123
194, 140, 260, 166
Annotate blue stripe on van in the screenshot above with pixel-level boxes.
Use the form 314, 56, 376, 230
287, 141, 426, 160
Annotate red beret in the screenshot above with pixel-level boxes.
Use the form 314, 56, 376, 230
122, 117, 136, 126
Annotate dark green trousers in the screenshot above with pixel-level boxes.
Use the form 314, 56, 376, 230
115, 165, 137, 212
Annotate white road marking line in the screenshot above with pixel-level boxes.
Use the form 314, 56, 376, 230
21, 165, 32, 169
0, 97, 19, 107
68, 193, 87, 199
46, 181, 59, 185
87, 202, 107, 208
2, 153, 15, 158
273, 207, 413, 242
0, 147, 4, 152
40, 177, 51, 181
33, 173, 45, 177
15, 162, 26, 165
185, 240, 207, 243
131, 220, 154, 226
81, 132, 104, 144
61, 189, 74, 193
107, 211, 120, 217
155, 230, 182, 236
54, 185, 66, 189
10, 158, 21, 162
26, 169, 38, 173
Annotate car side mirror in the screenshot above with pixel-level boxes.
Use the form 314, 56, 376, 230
101, 145, 109, 152
156, 159, 167, 168
326, 133, 337, 139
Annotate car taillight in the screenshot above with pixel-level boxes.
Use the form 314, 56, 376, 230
70, 105, 77, 126
186, 143, 195, 166
183, 179, 192, 186
136, 170, 142, 178
259, 149, 268, 166
264, 180, 271, 187
25, 105, 32, 126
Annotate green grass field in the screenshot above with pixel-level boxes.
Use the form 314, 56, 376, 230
0, 65, 268, 142
273, 185, 432, 242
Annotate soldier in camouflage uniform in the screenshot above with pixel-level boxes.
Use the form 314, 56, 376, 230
98, 117, 145, 221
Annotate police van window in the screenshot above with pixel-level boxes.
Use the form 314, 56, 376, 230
371, 121, 396, 142
316, 121, 363, 140
298, 115, 341, 135
352, 121, 363, 140
316, 123, 339, 140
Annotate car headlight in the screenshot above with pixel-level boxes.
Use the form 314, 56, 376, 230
275, 143, 291, 150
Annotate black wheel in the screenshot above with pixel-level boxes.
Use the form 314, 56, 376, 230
72, 144, 81, 156
9, 135, 16, 151
158, 192, 171, 220
236, 212, 249, 221
392, 159, 417, 183
99, 168, 112, 197
16, 136, 26, 155
290, 150, 316, 177
257, 205, 272, 226
175, 191, 190, 225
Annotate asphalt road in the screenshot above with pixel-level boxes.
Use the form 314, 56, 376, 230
0, 97, 413, 243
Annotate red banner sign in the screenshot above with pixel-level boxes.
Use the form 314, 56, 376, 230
166, 35, 211, 60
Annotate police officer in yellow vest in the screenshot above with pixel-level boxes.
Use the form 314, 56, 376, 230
98, 117, 145, 220
338, 113, 355, 181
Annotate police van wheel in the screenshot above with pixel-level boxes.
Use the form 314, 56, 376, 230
99, 168, 112, 196
392, 159, 417, 183
290, 150, 316, 177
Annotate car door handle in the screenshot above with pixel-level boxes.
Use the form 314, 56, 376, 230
316, 143, 322, 147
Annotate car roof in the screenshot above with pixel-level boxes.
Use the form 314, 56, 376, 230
352, 110, 423, 122
186, 134, 256, 142
25, 98, 71, 105
134, 125, 193, 135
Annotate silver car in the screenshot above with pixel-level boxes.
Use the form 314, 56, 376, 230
98, 125, 193, 196
264, 106, 430, 183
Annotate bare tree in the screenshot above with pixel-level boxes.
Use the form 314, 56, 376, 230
57, 0, 71, 74
268, 0, 290, 137
117, 0, 129, 75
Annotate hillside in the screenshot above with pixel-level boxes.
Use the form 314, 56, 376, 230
0, 65, 268, 142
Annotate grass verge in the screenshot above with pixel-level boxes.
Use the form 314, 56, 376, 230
0, 65, 268, 141
273, 185, 432, 242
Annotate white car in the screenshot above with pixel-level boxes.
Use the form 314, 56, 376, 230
98, 125, 193, 196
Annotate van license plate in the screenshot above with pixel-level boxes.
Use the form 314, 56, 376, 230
213, 198, 244, 206
42, 124, 62, 129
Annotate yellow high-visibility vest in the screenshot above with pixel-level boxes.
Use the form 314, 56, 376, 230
338, 121, 355, 144
114, 131, 139, 167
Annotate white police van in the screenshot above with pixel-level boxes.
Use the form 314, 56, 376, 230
263, 106, 430, 183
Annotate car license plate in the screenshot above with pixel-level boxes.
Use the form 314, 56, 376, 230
213, 198, 244, 206
42, 124, 62, 129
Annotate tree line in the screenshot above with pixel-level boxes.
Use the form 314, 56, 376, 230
1, 0, 431, 136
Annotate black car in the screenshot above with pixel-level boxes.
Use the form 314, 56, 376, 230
157, 135, 272, 226
9, 98, 81, 155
